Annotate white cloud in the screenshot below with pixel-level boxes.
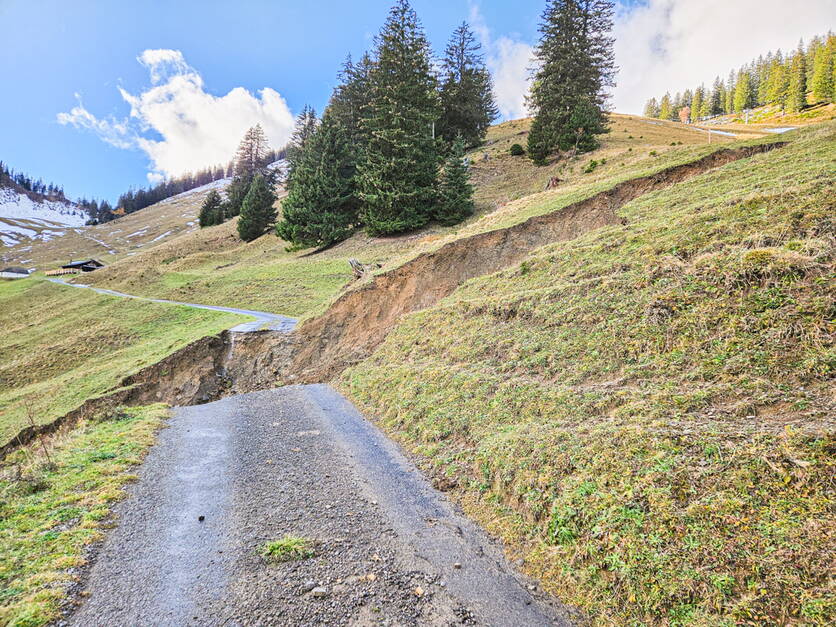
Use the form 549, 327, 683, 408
613, 0, 836, 114
469, 4, 534, 120
467, 0, 834, 119
58, 49, 295, 181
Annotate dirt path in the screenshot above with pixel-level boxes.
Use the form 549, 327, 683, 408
46, 277, 296, 333
65, 386, 571, 626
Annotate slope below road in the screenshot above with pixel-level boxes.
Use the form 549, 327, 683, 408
67, 386, 570, 626
46, 277, 296, 333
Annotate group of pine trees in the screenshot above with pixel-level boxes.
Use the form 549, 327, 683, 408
644, 32, 836, 122
199, 0, 617, 248
198, 123, 278, 242
275, 0, 499, 249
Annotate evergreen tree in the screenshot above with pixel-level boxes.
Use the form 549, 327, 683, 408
767, 53, 789, 110
787, 44, 808, 112
811, 38, 834, 103
329, 54, 374, 149
690, 86, 704, 122
435, 135, 474, 226
733, 69, 754, 112
198, 190, 224, 227
757, 53, 771, 105
709, 77, 725, 115
287, 105, 319, 177
724, 70, 736, 113
437, 22, 499, 148
276, 112, 358, 250
357, 0, 441, 236
658, 92, 673, 120
237, 174, 277, 242
643, 97, 660, 118
526, 0, 616, 164
234, 124, 270, 179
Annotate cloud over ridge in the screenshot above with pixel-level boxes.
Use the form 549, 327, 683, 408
58, 50, 294, 182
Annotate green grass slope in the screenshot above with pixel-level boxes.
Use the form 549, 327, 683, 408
342, 122, 835, 624
0, 279, 244, 445
0, 405, 166, 626
74, 114, 741, 319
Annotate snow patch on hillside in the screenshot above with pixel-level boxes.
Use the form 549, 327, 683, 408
0, 187, 87, 247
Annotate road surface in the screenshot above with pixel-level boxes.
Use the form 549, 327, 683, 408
66, 386, 571, 626
46, 277, 296, 333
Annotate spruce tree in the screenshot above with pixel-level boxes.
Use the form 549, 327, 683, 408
787, 44, 808, 112
234, 124, 270, 178
690, 86, 704, 123
438, 22, 499, 149
643, 97, 660, 118
237, 174, 277, 242
287, 105, 318, 178
435, 136, 474, 226
357, 0, 440, 236
811, 39, 834, 103
658, 92, 673, 120
733, 70, 754, 113
709, 77, 725, 115
767, 53, 789, 110
276, 112, 358, 250
198, 189, 224, 227
329, 54, 374, 150
527, 0, 616, 164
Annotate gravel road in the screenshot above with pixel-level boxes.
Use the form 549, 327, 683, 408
65, 386, 571, 626
46, 278, 296, 333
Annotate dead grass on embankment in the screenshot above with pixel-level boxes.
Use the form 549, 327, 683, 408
342, 121, 836, 624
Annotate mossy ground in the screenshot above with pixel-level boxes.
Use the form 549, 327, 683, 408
0, 278, 244, 445
0, 405, 167, 627
342, 122, 835, 624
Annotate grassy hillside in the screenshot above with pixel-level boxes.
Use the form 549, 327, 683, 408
0, 279, 244, 446
72, 114, 743, 319
342, 122, 835, 624
0, 405, 167, 627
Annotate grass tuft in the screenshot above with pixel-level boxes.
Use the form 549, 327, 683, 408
261, 536, 314, 563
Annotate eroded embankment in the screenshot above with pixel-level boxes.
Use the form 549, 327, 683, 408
279, 142, 786, 382
3, 142, 784, 457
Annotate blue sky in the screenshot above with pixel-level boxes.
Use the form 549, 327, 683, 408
1, 0, 831, 205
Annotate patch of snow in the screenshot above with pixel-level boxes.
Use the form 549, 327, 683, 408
125, 228, 149, 239
0, 188, 86, 226
150, 230, 173, 243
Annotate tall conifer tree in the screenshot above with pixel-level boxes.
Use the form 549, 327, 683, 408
276, 112, 358, 250
237, 174, 277, 242
527, 0, 616, 164
357, 0, 440, 236
438, 22, 499, 148
811, 39, 834, 103
787, 44, 808, 112
435, 136, 474, 226
198, 190, 224, 227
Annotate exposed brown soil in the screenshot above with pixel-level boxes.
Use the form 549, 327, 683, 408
283, 142, 786, 382
3, 142, 784, 458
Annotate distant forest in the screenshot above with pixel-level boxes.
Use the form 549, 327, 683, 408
644, 32, 835, 123
111, 148, 285, 220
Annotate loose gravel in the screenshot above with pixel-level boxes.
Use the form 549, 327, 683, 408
64, 386, 571, 626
